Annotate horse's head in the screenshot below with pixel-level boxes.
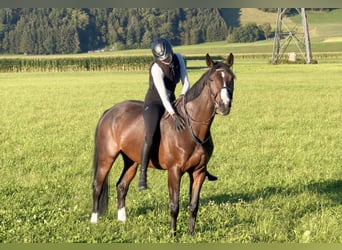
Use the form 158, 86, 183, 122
206, 53, 235, 116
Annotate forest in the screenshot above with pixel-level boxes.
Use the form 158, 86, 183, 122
0, 8, 336, 55
0, 8, 228, 54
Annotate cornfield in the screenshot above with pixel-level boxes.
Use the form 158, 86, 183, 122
0, 56, 154, 72
0, 52, 341, 73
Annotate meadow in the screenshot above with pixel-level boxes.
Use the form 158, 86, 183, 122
0, 53, 341, 243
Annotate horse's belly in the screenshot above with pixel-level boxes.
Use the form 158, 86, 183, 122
156, 144, 208, 172
185, 147, 209, 170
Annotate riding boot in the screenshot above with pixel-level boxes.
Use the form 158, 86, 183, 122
206, 171, 218, 181
138, 141, 151, 190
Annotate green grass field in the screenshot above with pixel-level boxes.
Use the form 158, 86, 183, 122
0, 58, 341, 242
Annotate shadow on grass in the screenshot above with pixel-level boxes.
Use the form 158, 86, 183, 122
131, 179, 342, 220
109, 179, 342, 236
202, 179, 342, 206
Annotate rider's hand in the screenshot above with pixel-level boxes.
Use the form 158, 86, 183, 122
172, 113, 186, 132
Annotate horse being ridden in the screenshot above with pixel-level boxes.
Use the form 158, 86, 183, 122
90, 53, 235, 236
139, 37, 217, 190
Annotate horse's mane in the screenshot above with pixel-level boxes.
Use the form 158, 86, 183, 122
185, 70, 210, 103
185, 62, 232, 103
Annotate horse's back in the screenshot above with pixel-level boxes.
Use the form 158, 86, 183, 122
110, 100, 143, 116
97, 100, 145, 151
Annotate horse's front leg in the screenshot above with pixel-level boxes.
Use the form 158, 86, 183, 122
168, 167, 181, 237
188, 169, 206, 235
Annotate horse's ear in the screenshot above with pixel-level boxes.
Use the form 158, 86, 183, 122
206, 53, 214, 68
226, 53, 234, 68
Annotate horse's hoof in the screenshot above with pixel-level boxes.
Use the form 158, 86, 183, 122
206, 173, 218, 181
138, 184, 148, 190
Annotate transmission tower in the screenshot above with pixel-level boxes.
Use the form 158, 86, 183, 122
272, 8, 313, 64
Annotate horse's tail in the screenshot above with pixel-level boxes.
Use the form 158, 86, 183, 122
99, 179, 109, 215
93, 118, 109, 215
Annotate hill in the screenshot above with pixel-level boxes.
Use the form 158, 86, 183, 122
228, 8, 342, 41
291, 9, 342, 41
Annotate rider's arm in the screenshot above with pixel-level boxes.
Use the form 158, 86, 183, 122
176, 53, 190, 95
151, 63, 176, 116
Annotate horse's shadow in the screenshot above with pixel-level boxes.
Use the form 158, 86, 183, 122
196, 179, 342, 235
130, 179, 342, 235
202, 179, 342, 206
133, 179, 342, 217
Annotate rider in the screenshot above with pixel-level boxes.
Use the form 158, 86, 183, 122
138, 37, 217, 190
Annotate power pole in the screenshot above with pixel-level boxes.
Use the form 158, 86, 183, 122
301, 8, 312, 63
272, 8, 313, 64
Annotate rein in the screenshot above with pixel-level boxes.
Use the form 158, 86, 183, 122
184, 81, 217, 125
183, 76, 220, 145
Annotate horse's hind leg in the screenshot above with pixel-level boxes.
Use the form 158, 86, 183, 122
91, 144, 119, 224
116, 154, 138, 222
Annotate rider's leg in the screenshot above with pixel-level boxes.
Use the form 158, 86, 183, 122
139, 104, 163, 190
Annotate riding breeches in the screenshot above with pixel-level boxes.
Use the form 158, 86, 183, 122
143, 103, 165, 146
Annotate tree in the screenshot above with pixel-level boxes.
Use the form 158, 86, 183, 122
43, 29, 55, 54
259, 23, 272, 40
227, 23, 263, 43
141, 30, 152, 48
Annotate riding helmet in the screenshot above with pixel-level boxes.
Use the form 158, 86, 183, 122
151, 38, 173, 62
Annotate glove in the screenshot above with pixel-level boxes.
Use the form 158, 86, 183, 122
172, 113, 186, 132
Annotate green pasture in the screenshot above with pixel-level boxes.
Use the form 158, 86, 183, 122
0, 60, 341, 242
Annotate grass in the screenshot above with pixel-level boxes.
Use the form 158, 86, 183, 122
0, 59, 341, 242
239, 8, 293, 26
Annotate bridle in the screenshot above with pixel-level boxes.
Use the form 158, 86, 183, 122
209, 68, 232, 109
183, 67, 232, 145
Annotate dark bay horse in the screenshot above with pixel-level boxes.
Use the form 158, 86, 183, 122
90, 53, 235, 235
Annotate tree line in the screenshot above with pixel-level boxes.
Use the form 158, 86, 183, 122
0, 8, 228, 55
0, 8, 337, 55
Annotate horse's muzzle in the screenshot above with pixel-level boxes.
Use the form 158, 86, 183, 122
216, 101, 231, 116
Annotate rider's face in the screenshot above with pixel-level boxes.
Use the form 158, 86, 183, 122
161, 54, 172, 65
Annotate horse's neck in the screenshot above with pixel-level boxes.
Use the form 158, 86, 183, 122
185, 86, 215, 142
